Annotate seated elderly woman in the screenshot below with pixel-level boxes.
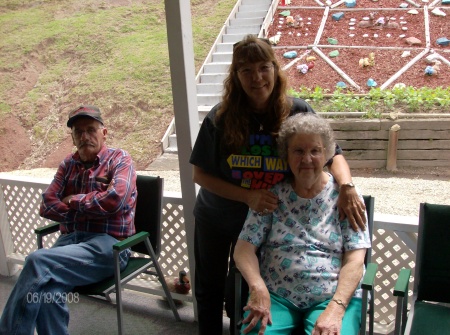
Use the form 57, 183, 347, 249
234, 113, 371, 335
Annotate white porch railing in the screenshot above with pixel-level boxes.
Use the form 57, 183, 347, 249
0, 175, 417, 333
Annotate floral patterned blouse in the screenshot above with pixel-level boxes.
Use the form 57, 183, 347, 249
238, 174, 371, 309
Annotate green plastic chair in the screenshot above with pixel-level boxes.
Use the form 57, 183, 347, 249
35, 175, 181, 335
393, 203, 450, 335
233, 195, 377, 335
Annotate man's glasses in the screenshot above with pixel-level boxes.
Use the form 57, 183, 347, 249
72, 126, 103, 138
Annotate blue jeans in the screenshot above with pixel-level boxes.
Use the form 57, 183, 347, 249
0, 232, 131, 335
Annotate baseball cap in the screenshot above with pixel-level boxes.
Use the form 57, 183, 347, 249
67, 105, 104, 128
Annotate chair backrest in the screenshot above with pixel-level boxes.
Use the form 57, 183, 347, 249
415, 203, 450, 303
363, 195, 375, 265
133, 175, 164, 257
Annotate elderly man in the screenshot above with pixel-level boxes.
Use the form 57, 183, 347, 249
0, 105, 137, 334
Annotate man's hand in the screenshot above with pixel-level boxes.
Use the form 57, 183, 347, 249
337, 187, 366, 231
62, 195, 75, 206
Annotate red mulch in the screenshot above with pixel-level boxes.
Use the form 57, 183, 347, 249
268, 2, 450, 92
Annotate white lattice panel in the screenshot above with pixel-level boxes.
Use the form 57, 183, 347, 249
1, 177, 419, 333
160, 202, 188, 277
371, 229, 415, 331
1, 180, 56, 254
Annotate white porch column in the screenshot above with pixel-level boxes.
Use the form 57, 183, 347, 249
164, 0, 200, 320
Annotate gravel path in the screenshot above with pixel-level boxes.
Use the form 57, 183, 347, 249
1, 166, 449, 218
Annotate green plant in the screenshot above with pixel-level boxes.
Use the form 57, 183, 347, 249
290, 85, 450, 117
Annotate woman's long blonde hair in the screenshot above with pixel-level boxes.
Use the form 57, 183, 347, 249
216, 35, 291, 153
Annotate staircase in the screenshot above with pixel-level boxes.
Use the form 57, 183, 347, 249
163, 0, 275, 154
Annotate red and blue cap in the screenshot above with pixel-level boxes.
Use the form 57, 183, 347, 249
67, 105, 104, 128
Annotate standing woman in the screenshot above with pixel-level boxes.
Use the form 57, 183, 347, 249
189, 35, 365, 334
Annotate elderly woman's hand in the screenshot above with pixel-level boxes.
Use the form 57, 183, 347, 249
246, 189, 279, 215
241, 284, 272, 335
337, 186, 366, 231
312, 302, 345, 335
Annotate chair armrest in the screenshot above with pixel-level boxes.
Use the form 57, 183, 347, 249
361, 263, 378, 290
113, 231, 150, 251
35, 222, 60, 236
393, 268, 411, 297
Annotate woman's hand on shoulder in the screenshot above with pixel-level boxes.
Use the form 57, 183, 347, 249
246, 189, 279, 214
241, 284, 272, 334
337, 186, 366, 231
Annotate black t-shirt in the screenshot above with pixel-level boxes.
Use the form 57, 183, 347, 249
189, 97, 340, 236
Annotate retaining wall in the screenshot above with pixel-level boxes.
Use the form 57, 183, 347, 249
326, 117, 450, 169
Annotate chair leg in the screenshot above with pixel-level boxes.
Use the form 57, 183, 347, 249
361, 290, 368, 335
145, 238, 181, 321
401, 295, 408, 335
234, 268, 243, 334
369, 290, 374, 335
114, 250, 125, 335
394, 296, 404, 335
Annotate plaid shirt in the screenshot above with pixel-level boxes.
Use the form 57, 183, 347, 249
40, 145, 137, 238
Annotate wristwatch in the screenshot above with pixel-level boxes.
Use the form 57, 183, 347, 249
340, 182, 355, 189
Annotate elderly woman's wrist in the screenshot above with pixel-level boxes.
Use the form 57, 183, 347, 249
339, 182, 355, 189
331, 298, 347, 310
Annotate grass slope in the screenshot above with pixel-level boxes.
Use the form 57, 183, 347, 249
0, 0, 236, 169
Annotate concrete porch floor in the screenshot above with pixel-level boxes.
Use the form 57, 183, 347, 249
0, 270, 230, 334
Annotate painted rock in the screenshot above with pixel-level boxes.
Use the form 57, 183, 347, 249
367, 78, 377, 87
332, 12, 345, 21
283, 51, 298, 59
436, 37, 450, 46
297, 63, 309, 74
405, 37, 421, 45
431, 7, 446, 16
327, 37, 338, 45
425, 65, 436, 75
329, 50, 339, 57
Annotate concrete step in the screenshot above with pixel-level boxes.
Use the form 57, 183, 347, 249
202, 62, 230, 73
198, 72, 228, 84
235, 10, 268, 19
198, 108, 211, 121
163, 0, 271, 154
215, 43, 234, 53
222, 33, 256, 43
229, 17, 264, 26
226, 24, 261, 35
242, 0, 271, 4
197, 93, 221, 107
167, 134, 178, 152
197, 83, 224, 95
211, 52, 232, 63
239, 4, 271, 12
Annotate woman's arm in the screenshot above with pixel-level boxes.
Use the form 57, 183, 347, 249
328, 154, 366, 231
234, 240, 272, 334
193, 165, 278, 213
312, 249, 367, 335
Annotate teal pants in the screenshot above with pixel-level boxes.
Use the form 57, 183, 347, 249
241, 292, 362, 335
